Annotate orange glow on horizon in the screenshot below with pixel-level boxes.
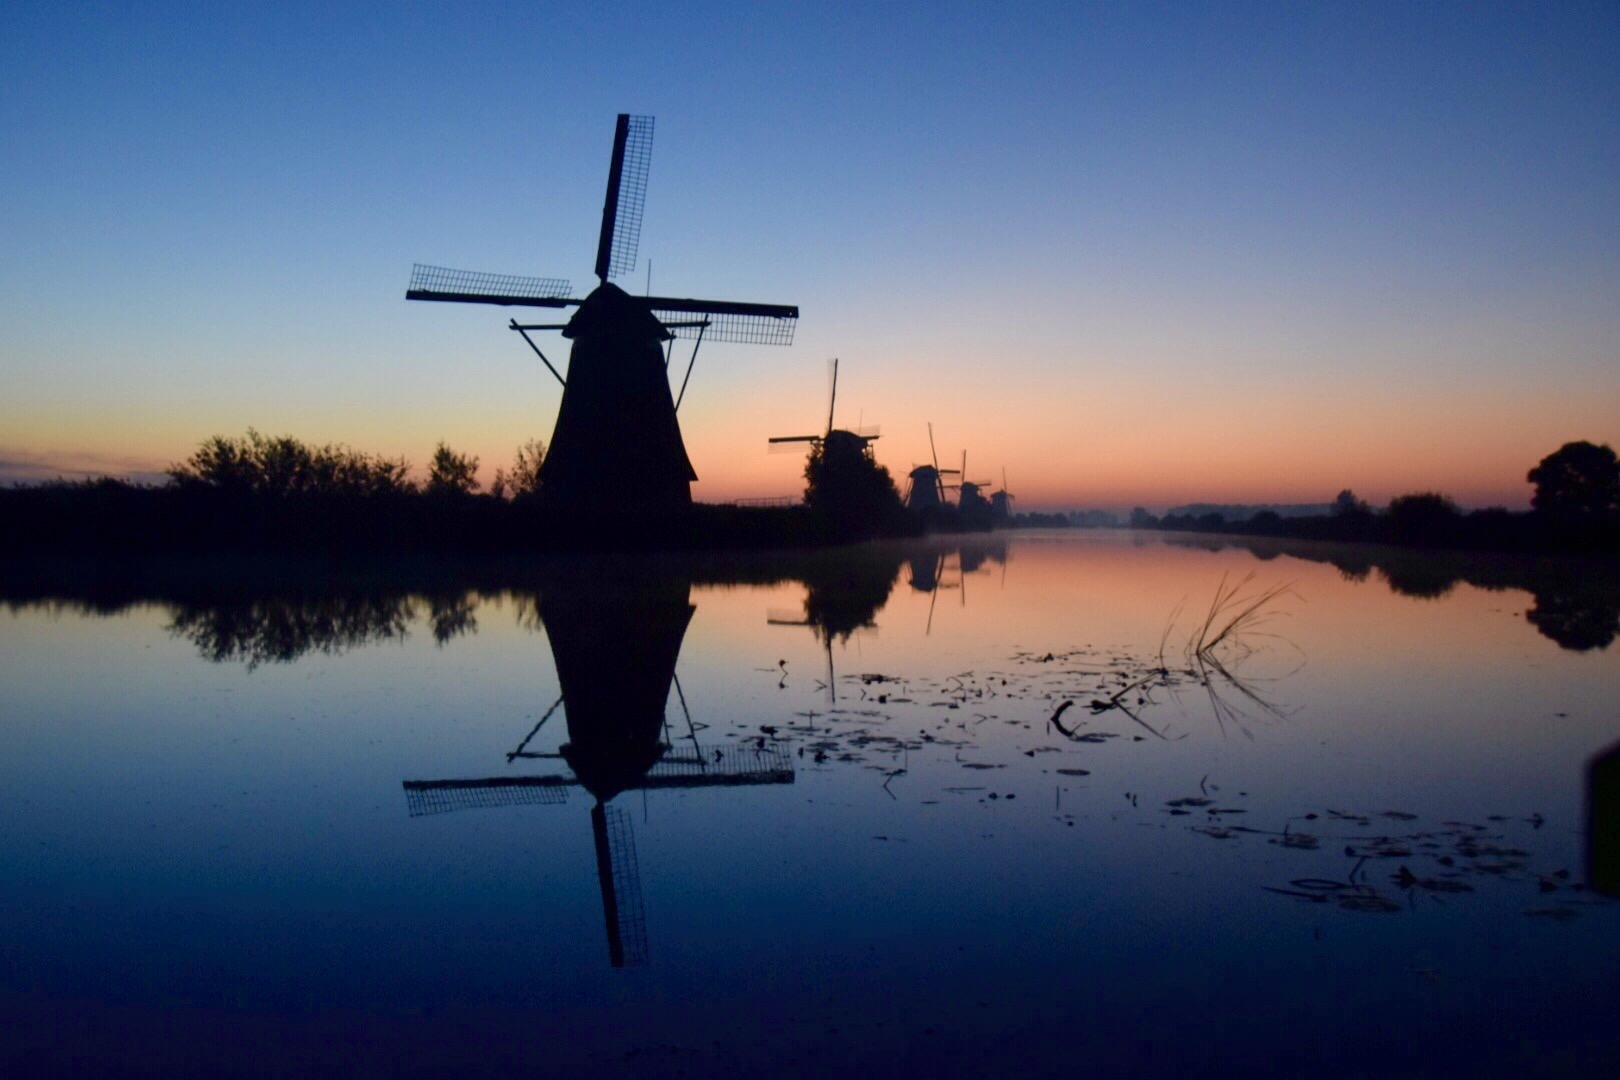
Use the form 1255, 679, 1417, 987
3, 357, 1614, 513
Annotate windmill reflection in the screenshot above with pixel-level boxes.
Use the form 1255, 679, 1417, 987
403, 568, 792, 967
1589, 740, 1620, 898
905, 538, 1009, 633
767, 549, 904, 701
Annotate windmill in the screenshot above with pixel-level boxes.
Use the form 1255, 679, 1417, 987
769, 358, 884, 513
767, 357, 881, 460
990, 467, 1016, 520
949, 449, 994, 517
406, 114, 799, 511
904, 423, 959, 511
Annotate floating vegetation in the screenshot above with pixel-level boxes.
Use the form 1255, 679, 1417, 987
1169, 806, 1619, 919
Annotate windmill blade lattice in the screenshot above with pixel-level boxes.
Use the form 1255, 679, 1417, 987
402, 776, 569, 817
407, 264, 572, 304
596, 115, 655, 282
651, 303, 797, 346
592, 803, 649, 967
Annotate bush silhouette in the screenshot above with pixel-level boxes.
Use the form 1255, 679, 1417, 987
170, 430, 414, 497
1385, 492, 1461, 544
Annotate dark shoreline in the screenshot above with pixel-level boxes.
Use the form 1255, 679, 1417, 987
0, 483, 943, 557
1138, 507, 1618, 559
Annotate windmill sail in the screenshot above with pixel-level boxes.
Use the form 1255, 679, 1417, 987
596, 114, 655, 282
592, 803, 648, 968
648, 298, 797, 346
407, 264, 573, 305
402, 776, 569, 816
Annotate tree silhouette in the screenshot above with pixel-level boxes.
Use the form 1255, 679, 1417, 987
1333, 489, 1371, 516
427, 442, 480, 496
1529, 441, 1619, 523
1385, 492, 1460, 543
490, 438, 546, 501
803, 432, 902, 535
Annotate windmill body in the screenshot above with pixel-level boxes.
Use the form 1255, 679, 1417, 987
406, 114, 797, 514
541, 283, 696, 511
906, 465, 946, 510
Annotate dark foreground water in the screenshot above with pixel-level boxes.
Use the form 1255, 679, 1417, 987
3, 531, 1618, 1077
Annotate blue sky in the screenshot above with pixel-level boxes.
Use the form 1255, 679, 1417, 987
2, 1, 1616, 507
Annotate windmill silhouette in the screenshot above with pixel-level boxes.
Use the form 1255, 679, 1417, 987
904, 423, 959, 511
765, 544, 902, 703
947, 449, 993, 517
990, 467, 1016, 520
768, 357, 881, 460
406, 114, 799, 511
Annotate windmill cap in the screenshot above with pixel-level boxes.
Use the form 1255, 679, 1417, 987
564, 282, 672, 342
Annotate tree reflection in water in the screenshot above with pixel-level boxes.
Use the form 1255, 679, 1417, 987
1165, 535, 1620, 653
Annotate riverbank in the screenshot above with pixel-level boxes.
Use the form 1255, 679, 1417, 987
0, 481, 936, 556
1142, 504, 1618, 559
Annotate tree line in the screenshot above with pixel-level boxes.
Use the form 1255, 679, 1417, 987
1134, 440, 1619, 554
166, 429, 546, 500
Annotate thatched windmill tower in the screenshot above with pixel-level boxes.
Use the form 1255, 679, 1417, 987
406, 115, 799, 512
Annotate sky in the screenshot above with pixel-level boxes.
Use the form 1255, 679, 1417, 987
2, 1, 1616, 510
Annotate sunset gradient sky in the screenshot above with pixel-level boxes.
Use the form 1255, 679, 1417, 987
2, 2, 1616, 510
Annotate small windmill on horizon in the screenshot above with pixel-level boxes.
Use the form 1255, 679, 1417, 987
767, 357, 881, 464
951, 449, 994, 517
991, 467, 1017, 519
904, 423, 959, 510
405, 114, 799, 511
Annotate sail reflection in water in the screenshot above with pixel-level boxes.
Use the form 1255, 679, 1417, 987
402, 565, 793, 966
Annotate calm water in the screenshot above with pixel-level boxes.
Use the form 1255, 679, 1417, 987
3, 532, 1618, 1076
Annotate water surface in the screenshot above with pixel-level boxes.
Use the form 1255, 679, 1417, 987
3, 532, 1618, 1076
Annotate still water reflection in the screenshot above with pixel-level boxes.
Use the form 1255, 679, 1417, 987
2, 532, 1618, 1076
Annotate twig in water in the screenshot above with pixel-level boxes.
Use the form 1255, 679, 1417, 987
1049, 700, 1078, 737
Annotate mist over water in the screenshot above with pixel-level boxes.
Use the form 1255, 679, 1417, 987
2, 531, 1617, 1075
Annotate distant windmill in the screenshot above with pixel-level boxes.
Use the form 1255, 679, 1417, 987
949, 449, 993, 515
767, 357, 881, 460
406, 114, 799, 511
905, 423, 959, 510
990, 467, 1016, 520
